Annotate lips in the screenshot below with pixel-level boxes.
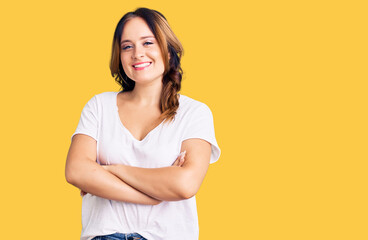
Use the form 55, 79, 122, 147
132, 62, 152, 69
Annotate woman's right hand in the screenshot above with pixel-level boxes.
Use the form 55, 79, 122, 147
172, 151, 186, 167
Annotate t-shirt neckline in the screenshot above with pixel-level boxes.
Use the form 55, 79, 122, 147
114, 91, 181, 144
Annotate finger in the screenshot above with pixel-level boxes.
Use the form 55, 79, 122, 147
179, 158, 184, 167
179, 151, 186, 166
179, 156, 185, 166
81, 190, 87, 196
173, 152, 185, 166
172, 155, 180, 166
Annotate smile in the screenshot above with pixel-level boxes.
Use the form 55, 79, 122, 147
133, 62, 152, 70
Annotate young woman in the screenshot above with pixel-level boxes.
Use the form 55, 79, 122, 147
65, 7, 221, 240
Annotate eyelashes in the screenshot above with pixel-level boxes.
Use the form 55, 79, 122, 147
121, 41, 153, 50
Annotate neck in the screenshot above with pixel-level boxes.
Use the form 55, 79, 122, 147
129, 80, 163, 107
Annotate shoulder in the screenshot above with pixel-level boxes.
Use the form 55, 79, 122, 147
84, 91, 117, 105
82, 91, 117, 110
178, 94, 213, 118
94, 91, 117, 100
179, 94, 209, 110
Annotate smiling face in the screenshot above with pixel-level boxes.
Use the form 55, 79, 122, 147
120, 17, 165, 85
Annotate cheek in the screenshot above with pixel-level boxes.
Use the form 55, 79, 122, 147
151, 50, 165, 67
120, 55, 131, 70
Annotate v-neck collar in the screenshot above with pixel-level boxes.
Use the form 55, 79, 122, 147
114, 91, 181, 144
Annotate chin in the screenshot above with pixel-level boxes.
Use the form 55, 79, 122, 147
132, 76, 163, 84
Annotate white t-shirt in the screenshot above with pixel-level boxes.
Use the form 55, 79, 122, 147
71, 91, 221, 240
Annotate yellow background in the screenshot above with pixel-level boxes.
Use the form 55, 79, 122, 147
1, 0, 367, 239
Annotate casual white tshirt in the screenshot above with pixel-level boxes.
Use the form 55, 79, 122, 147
71, 91, 221, 240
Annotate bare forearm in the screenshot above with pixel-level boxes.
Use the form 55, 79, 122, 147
66, 160, 161, 205
107, 164, 189, 201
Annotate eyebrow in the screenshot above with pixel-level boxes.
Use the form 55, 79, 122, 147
120, 36, 155, 44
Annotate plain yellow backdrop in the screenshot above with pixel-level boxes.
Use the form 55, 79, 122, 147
0, 0, 367, 239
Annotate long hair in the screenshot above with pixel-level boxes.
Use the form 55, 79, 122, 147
110, 7, 184, 124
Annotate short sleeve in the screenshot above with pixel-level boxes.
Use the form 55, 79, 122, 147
182, 104, 221, 164
71, 95, 99, 142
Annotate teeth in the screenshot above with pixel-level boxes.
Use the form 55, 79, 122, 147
134, 62, 150, 68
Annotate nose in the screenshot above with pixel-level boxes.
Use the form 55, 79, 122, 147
132, 45, 144, 59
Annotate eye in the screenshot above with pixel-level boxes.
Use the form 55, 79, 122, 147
122, 45, 132, 50
144, 41, 153, 46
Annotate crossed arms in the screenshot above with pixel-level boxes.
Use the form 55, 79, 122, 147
65, 134, 211, 205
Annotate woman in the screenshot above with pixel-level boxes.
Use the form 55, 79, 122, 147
65, 7, 221, 240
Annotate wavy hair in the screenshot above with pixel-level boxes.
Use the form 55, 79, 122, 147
110, 7, 184, 124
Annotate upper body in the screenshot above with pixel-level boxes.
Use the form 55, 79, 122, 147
65, 7, 221, 240
70, 91, 220, 240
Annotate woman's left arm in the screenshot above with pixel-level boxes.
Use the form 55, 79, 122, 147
104, 138, 211, 201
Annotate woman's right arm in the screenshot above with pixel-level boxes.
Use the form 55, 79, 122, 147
65, 134, 161, 205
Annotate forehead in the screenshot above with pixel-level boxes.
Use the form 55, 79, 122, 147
121, 17, 154, 41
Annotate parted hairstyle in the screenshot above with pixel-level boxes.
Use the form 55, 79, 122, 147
110, 7, 184, 124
